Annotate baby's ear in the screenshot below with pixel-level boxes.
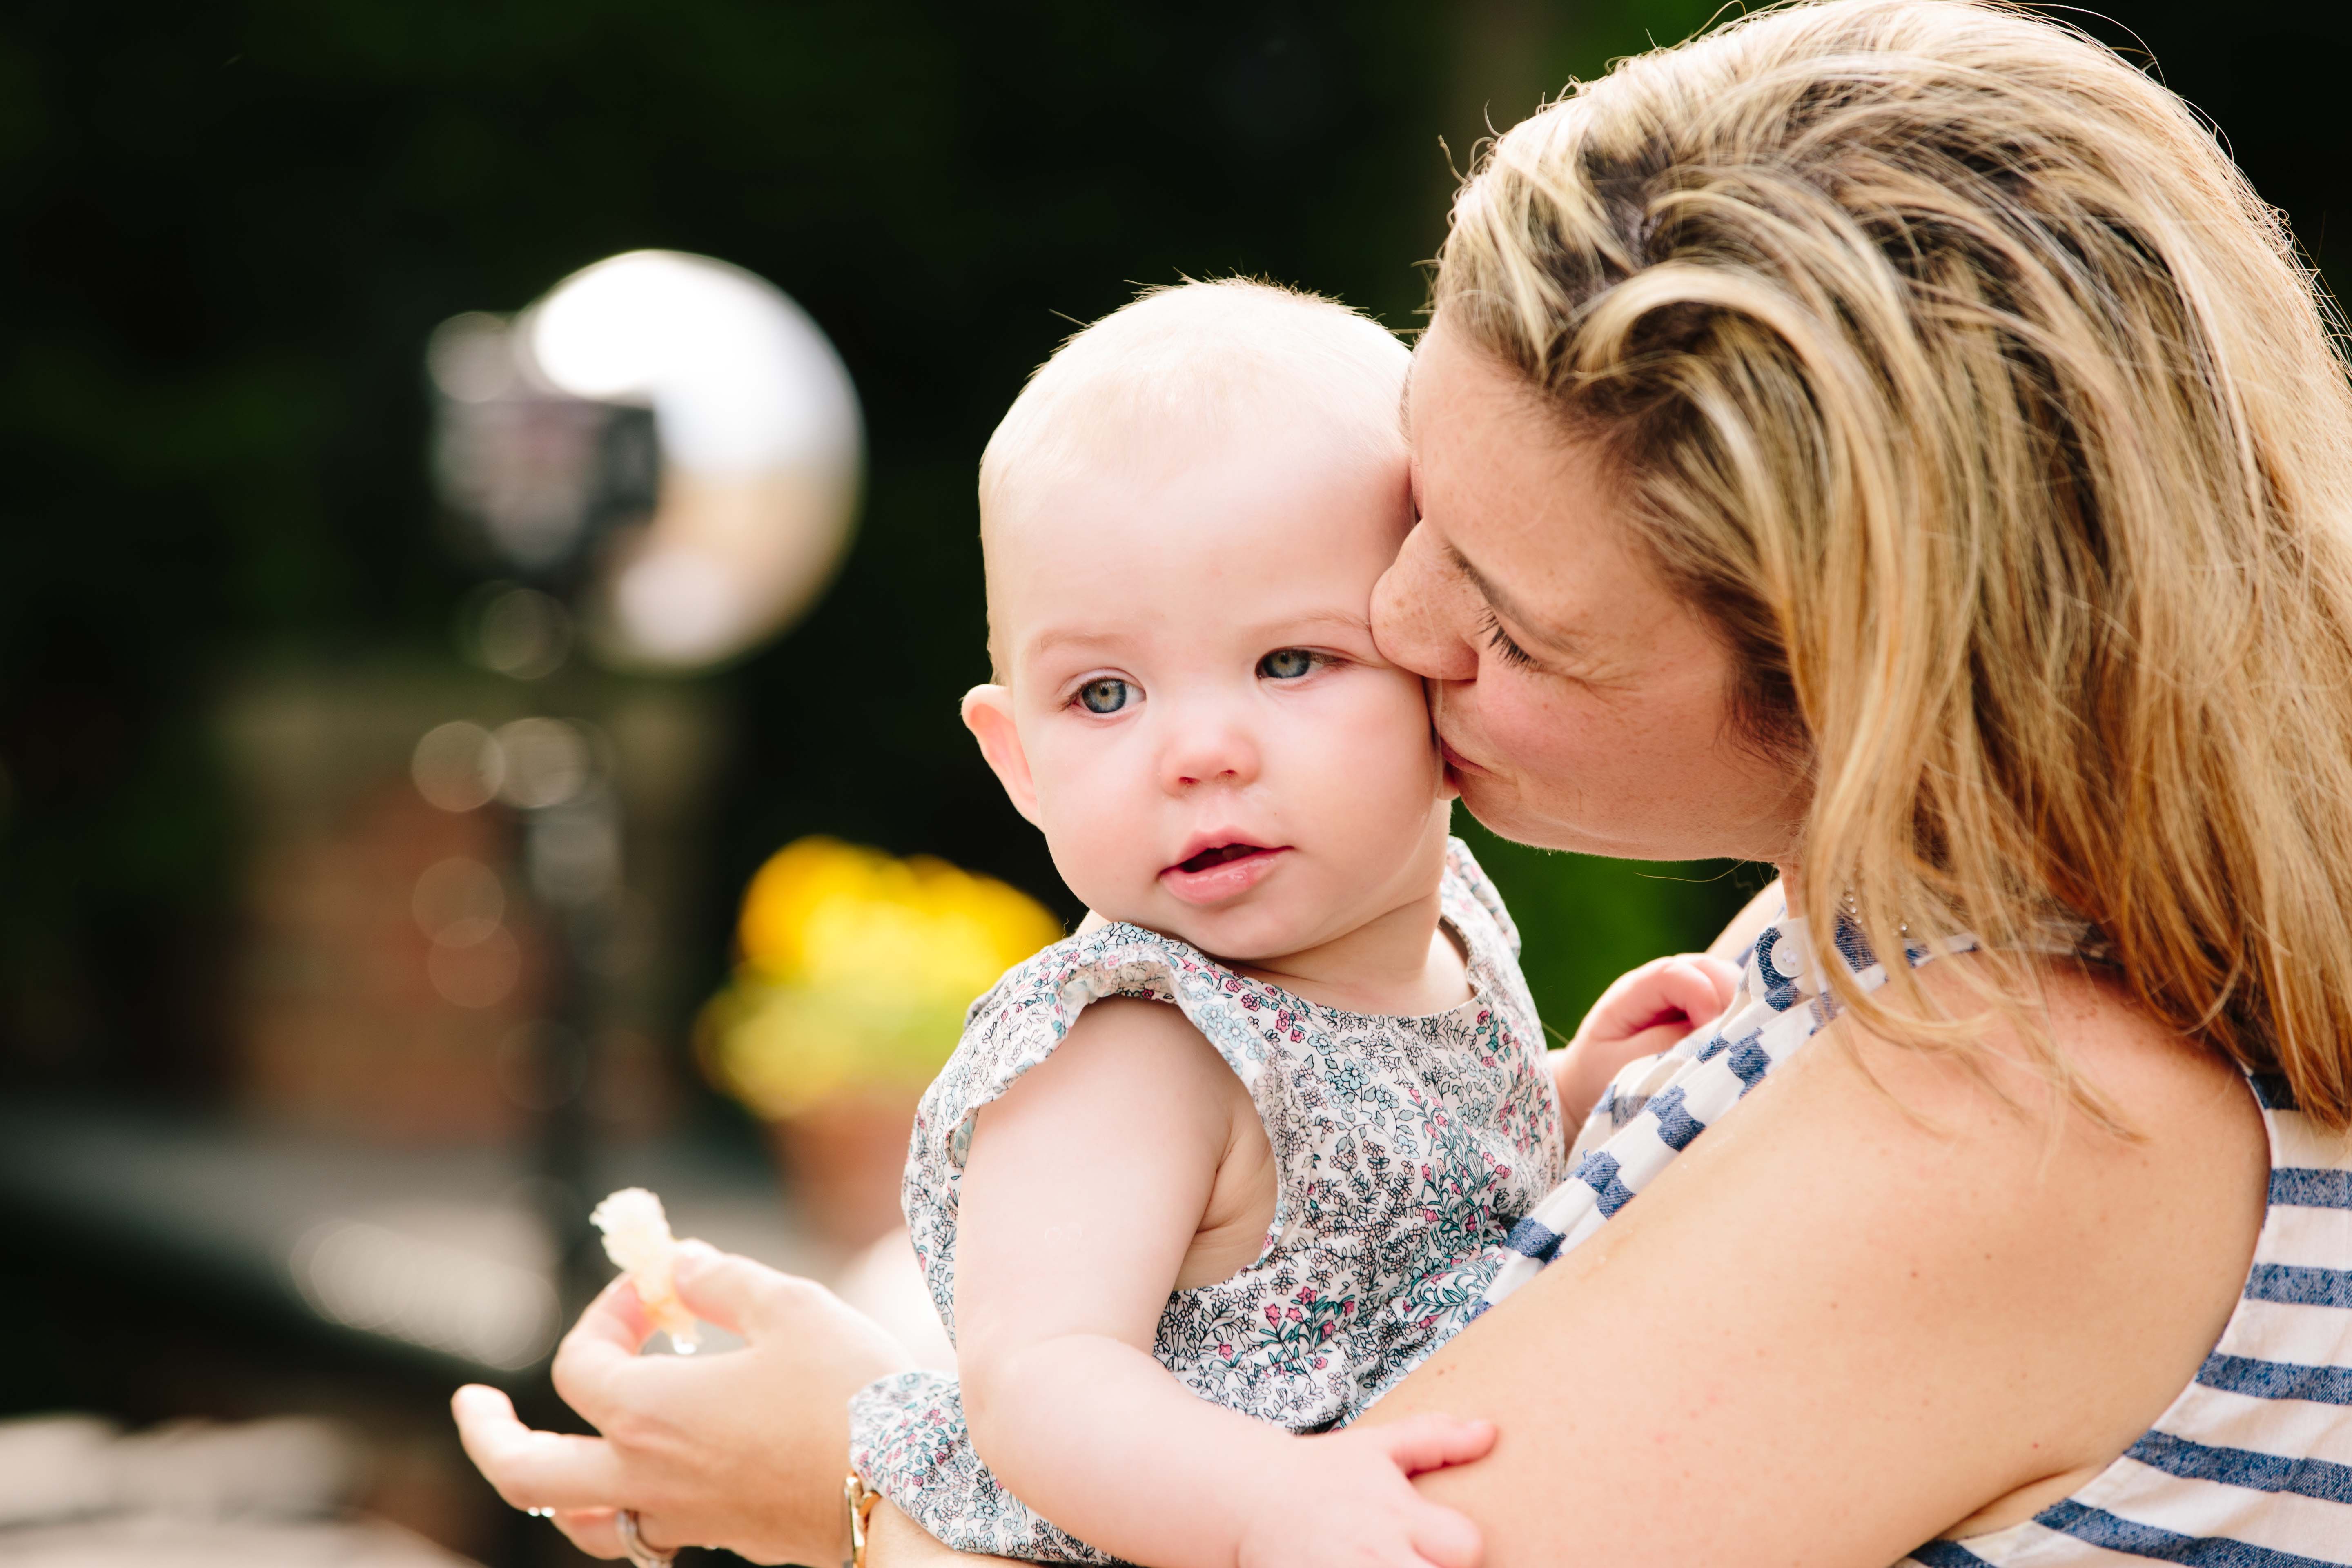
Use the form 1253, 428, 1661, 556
962, 684, 1042, 827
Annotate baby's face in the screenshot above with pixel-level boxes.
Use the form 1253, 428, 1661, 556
970, 415, 1452, 963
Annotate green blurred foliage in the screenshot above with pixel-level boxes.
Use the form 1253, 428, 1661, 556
0, 0, 2342, 1090
1454, 816, 1765, 1036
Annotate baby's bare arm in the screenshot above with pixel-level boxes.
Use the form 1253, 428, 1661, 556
956, 999, 1489, 1568
957, 998, 1278, 1563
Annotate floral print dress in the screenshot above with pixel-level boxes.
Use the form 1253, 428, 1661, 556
848, 838, 1562, 1563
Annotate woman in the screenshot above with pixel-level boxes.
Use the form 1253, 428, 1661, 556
454, 2, 2352, 1562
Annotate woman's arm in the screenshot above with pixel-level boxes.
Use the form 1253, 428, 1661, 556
454, 956, 2263, 1568
870, 1498, 1020, 1568
1362, 959, 2268, 1566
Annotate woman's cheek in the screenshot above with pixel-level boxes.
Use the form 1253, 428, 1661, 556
1494, 665, 1600, 772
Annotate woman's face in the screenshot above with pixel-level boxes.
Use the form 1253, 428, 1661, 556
1372, 316, 1810, 868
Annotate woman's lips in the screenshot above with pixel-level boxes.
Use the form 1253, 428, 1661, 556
1438, 739, 1483, 778
1160, 844, 1287, 905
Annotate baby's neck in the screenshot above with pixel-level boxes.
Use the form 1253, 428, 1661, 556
1221, 887, 1470, 1018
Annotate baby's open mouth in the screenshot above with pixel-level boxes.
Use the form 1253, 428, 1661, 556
1176, 842, 1269, 874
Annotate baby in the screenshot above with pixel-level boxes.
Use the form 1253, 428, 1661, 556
848, 281, 1735, 1568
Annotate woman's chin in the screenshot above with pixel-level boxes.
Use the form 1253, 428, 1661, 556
1450, 775, 1530, 841
1453, 778, 1592, 855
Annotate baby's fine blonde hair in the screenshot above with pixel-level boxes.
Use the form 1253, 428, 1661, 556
978, 278, 1410, 678
1439, 0, 2352, 1127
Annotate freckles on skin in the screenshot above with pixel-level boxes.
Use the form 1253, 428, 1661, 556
1376, 318, 1808, 865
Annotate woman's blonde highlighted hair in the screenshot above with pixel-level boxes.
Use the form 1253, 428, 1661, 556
1438, 0, 2352, 1127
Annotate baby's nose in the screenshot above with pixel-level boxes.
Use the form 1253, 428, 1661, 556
1159, 712, 1262, 791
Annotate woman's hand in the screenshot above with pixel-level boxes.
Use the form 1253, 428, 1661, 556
452, 1241, 914, 1566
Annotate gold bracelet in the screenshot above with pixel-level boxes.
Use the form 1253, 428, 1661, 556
843, 1473, 881, 1568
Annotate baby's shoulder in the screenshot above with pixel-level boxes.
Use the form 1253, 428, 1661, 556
1439, 835, 1523, 960
925, 922, 1253, 1170
966, 920, 1221, 1037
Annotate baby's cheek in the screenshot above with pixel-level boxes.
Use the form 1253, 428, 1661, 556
1031, 782, 1156, 916
1343, 681, 1446, 788
1309, 695, 1450, 844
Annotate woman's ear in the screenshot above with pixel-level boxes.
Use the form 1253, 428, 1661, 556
962, 684, 1042, 827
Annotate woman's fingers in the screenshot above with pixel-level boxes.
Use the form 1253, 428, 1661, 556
550, 1507, 624, 1560
1369, 1412, 1498, 1475
548, 1273, 655, 1405
547, 1507, 689, 1562
548, 1274, 670, 1423
666, 1239, 768, 1335
450, 1384, 632, 1510
566, 1272, 656, 1356
672, 1245, 918, 1379
454, 1247, 912, 1566
1409, 1503, 1486, 1568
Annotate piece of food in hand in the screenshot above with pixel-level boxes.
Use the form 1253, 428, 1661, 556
588, 1187, 701, 1353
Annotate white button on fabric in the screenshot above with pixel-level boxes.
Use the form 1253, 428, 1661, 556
1771, 935, 1810, 980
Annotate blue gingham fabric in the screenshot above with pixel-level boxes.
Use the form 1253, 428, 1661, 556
1475, 902, 1969, 1313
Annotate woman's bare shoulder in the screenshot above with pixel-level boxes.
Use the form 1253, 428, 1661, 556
1369, 951, 2268, 1567
1895, 952, 2261, 1142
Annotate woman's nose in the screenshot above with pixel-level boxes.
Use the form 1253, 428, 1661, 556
1372, 522, 1479, 682
1158, 707, 1262, 792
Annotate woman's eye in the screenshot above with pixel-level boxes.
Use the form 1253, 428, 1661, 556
1258, 648, 1319, 681
1076, 677, 1131, 714
1477, 609, 1539, 670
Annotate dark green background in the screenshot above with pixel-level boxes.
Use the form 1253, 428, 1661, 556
1, 0, 2339, 1093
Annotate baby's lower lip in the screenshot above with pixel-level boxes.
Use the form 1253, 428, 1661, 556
1160, 845, 1287, 905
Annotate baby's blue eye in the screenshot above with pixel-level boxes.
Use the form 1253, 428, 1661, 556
1078, 678, 1131, 714
1258, 648, 1318, 680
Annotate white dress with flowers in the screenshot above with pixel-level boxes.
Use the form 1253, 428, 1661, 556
848, 838, 1562, 1564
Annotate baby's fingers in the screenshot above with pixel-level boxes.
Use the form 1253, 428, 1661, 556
1370, 1412, 1499, 1476
1650, 956, 1739, 1023
1409, 1502, 1486, 1568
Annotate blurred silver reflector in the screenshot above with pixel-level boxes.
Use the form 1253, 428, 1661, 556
430, 250, 862, 674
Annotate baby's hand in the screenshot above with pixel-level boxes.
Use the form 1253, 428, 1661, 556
1237, 1415, 1495, 1568
1552, 953, 1740, 1128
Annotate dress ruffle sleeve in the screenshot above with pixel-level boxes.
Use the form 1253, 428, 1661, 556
848, 1371, 1117, 1565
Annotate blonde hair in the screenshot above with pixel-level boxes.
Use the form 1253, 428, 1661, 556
978, 278, 1408, 675
1439, 0, 2352, 1128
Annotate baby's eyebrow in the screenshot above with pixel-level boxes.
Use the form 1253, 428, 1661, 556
1265, 609, 1373, 638
1021, 626, 1126, 662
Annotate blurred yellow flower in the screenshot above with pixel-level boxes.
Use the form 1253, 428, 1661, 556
702, 837, 1064, 1118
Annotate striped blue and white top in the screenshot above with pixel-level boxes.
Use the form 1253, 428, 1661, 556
1481, 905, 2352, 1567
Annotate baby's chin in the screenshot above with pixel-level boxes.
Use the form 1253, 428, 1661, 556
1083, 890, 1334, 967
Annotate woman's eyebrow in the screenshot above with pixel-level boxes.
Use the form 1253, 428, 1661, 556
1446, 542, 1579, 649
